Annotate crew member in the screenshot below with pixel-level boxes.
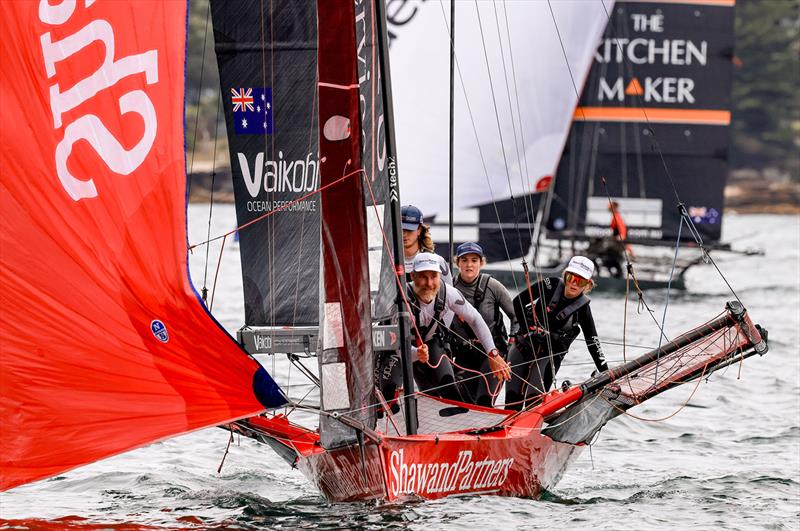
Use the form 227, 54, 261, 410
605, 200, 631, 277
505, 256, 608, 410
401, 204, 452, 285
380, 252, 510, 404
450, 242, 517, 406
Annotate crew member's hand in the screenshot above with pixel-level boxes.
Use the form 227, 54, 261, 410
488, 351, 511, 381
417, 343, 429, 364
528, 325, 548, 335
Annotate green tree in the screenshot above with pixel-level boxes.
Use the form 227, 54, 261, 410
732, 0, 800, 180
186, 0, 224, 157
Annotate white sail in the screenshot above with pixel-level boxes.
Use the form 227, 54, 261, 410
388, 0, 613, 216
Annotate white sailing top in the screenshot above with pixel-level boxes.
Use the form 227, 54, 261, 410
411, 283, 495, 360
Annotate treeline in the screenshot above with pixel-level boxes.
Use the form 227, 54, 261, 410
732, 0, 799, 180
184, 0, 800, 180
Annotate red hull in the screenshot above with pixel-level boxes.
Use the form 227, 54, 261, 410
235, 396, 582, 502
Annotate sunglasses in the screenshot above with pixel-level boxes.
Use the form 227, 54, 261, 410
564, 271, 591, 287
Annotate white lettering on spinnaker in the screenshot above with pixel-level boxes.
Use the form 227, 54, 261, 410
388, 449, 514, 497
238, 151, 321, 198
38, 0, 159, 201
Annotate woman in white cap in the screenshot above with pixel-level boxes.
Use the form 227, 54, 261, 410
504, 256, 608, 410
400, 204, 452, 285
450, 242, 517, 406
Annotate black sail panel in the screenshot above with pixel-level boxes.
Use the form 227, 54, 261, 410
547, 1, 734, 246
211, 0, 320, 326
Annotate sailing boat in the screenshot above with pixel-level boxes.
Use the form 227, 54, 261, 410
391, 0, 752, 293
542, 0, 745, 291
1, 0, 768, 503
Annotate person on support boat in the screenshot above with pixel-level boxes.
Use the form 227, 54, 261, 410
450, 242, 518, 406
607, 201, 632, 277
405, 252, 510, 403
505, 256, 608, 410
401, 204, 452, 285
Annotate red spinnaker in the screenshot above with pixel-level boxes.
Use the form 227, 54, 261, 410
0, 1, 280, 491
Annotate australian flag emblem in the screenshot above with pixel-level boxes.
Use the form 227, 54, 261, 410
689, 206, 720, 224
231, 87, 273, 135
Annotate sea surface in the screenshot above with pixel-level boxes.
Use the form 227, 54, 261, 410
2, 209, 798, 530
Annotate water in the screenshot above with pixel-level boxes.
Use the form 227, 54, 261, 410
2, 210, 798, 530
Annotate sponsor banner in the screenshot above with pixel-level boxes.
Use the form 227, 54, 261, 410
548, 1, 733, 245
387, 448, 514, 498
379, 432, 582, 500
211, 1, 320, 326
583, 1, 734, 111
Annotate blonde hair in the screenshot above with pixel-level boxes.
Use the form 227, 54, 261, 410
419, 224, 434, 252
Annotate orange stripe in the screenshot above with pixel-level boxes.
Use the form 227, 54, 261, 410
574, 107, 731, 125
622, 0, 734, 6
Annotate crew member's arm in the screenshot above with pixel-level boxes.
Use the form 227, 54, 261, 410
578, 305, 608, 372
449, 289, 510, 380
491, 278, 518, 336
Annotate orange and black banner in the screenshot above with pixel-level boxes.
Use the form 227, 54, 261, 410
548, 0, 735, 246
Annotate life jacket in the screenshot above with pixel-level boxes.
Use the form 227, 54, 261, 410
406, 280, 448, 344
519, 279, 589, 346
451, 273, 508, 353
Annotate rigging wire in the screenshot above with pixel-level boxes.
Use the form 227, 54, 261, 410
187, 1, 212, 202
595, 0, 745, 306
434, 1, 523, 293
473, 1, 527, 260
202, 95, 223, 303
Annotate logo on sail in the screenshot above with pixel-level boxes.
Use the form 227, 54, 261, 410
237, 151, 322, 200
232, 87, 273, 135
150, 320, 169, 343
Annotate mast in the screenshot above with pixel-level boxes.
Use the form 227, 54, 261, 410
448, 1, 455, 263
373, 0, 418, 435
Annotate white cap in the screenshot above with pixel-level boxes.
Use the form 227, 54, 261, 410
413, 252, 441, 273
565, 255, 595, 279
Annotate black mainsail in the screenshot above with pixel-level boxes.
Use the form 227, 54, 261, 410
211, 1, 320, 327
546, 0, 735, 247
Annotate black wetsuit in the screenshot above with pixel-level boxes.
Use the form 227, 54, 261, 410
450, 273, 517, 406
505, 276, 608, 410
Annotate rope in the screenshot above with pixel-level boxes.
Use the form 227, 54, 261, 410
188, 170, 360, 250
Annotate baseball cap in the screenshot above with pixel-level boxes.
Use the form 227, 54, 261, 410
413, 252, 441, 273
456, 242, 484, 258
564, 255, 595, 279
401, 205, 423, 231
